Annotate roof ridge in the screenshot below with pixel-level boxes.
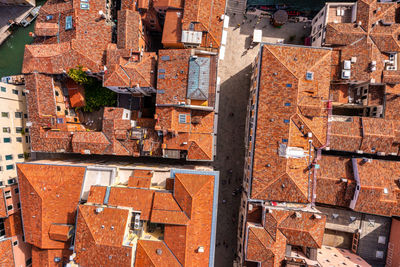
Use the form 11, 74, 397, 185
278, 227, 318, 247
263, 46, 298, 79
78, 206, 98, 245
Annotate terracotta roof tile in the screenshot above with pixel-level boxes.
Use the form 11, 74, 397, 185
17, 163, 85, 249
74, 205, 132, 267
107, 187, 154, 220
135, 240, 181, 267
151, 192, 189, 225
316, 155, 400, 217
117, 9, 141, 50
48, 224, 72, 242
0, 189, 6, 218
35, 22, 59, 37
0, 239, 15, 266
250, 44, 332, 201
32, 245, 72, 267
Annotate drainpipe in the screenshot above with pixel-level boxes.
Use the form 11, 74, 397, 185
311, 99, 332, 207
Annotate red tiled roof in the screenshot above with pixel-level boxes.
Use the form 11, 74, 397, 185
250, 44, 332, 202
17, 163, 86, 249
48, 224, 72, 242
77, 172, 216, 267
66, 78, 85, 108
181, 0, 226, 48
246, 209, 326, 266
104, 52, 157, 88
151, 192, 189, 225
128, 169, 153, 188
32, 246, 72, 267
74, 205, 132, 267
153, 0, 184, 9
162, 9, 183, 47
117, 9, 141, 50
316, 155, 400, 217
35, 22, 59, 37
0, 239, 15, 266
135, 240, 181, 267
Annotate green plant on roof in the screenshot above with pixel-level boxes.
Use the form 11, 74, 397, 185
68, 66, 117, 112
67, 66, 89, 85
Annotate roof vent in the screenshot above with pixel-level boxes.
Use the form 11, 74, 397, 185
383, 188, 389, 194
313, 214, 322, 219
349, 216, 356, 222
109, 256, 112, 260
156, 249, 162, 255
332, 213, 339, 219
295, 212, 302, 218
111, 226, 114, 230
96, 207, 103, 213
54, 257, 61, 263
306, 71, 314, 81
340, 178, 348, 183
197, 246, 205, 253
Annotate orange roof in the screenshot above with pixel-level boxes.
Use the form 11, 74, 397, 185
65, 78, 85, 108
135, 240, 181, 267
48, 224, 72, 242
151, 192, 189, 225
153, 0, 183, 9
75, 170, 218, 267
32, 246, 72, 267
35, 22, 59, 37
0, 239, 15, 266
17, 163, 86, 249
74, 205, 132, 267
246, 209, 326, 266
250, 44, 332, 202
162, 10, 183, 47
128, 169, 154, 188
181, 0, 226, 48
87, 186, 155, 220
316, 155, 400, 217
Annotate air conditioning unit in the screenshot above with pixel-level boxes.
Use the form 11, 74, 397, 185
341, 70, 351, 79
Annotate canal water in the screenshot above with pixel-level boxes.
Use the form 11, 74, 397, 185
0, 0, 46, 78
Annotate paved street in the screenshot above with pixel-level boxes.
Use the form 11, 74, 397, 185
213, 2, 311, 266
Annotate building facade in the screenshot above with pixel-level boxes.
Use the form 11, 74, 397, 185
0, 82, 30, 187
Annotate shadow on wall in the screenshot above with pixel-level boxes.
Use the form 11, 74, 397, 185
213, 64, 251, 267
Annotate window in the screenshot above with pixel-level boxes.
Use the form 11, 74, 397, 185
24, 113, 28, 118
13, 240, 18, 246
7, 178, 15, 184
17, 203, 21, 209
15, 127, 23, 133
3, 138, 11, 143
6, 164, 14, 170
2, 127, 10, 133
7, 205, 12, 211
12, 89, 18, 95
57, 106, 61, 112
282, 138, 288, 143
16, 137, 22, 143
18, 154, 24, 159
179, 114, 187, 124
5, 155, 12, 160
4, 191, 11, 199
26, 258, 32, 266
14, 188, 19, 194
0, 87, 5, 92
15, 112, 22, 118
55, 91, 59, 96
25, 128, 29, 133
284, 103, 291, 106
283, 119, 290, 123
1, 112, 9, 118
286, 84, 292, 88
25, 136, 29, 143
